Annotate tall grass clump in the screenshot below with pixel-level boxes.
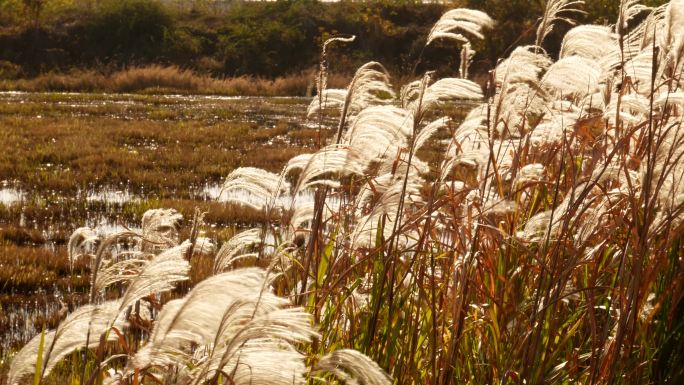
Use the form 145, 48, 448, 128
6, 209, 390, 385
6, 0, 684, 384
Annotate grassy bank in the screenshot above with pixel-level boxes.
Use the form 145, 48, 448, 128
0, 65, 351, 96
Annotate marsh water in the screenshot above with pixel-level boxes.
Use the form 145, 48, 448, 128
0, 92, 333, 362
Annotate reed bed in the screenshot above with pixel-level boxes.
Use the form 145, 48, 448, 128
0, 65, 352, 96
5, 0, 684, 384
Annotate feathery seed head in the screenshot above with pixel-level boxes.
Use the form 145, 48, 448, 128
427, 8, 494, 46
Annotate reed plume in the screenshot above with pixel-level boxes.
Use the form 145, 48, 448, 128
7, 300, 126, 385
219, 167, 290, 210
535, 0, 585, 48
67, 226, 99, 270
314, 349, 392, 385
426, 8, 494, 45
141, 208, 183, 251
213, 228, 262, 273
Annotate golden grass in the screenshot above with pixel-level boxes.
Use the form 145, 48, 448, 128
0, 94, 335, 196
0, 65, 353, 96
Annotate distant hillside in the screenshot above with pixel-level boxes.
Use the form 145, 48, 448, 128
0, 0, 668, 83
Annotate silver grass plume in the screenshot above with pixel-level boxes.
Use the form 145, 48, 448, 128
7, 300, 126, 385
285, 144, 365, 196
517, 173, 619, 243
377, 151, 431, 177
400, 79, 422, 108
67, 226, 99, 271
439, 105, 489, 181
623, 47, 658, 94
484, 140, 518, 181
559, 25, 620, 67
414, 117, 450, 153
141, 208, 183, 251
518, 210, 557, 242
213, 228, 262, 273
94, 257, 149, 292
313, 349, 392, 385
355, 172, 411, 216
317, 36, 356, 109
514, 163, 547, 188
407, 77, 484, 113
351, 171, 423, 248
91, 243, 190, 382
426, 8, 494, 45
491, 47, 552, 136
307, 88, 346, 118
129, 268, 286, 369
89, 230, 142, 303
285, 201, 334, 243
617, 0, 650, 36
219, 167, 290, 210
528, 102, 581, 147
495, 46, 552, 86
664, 33, 684, 81
626, 4, 666, 52
343, 106, 414, 169
443, 104, 522, 178
663, 0, 684, 48
535, 0, 585, 49
473, 188, 517, 219
517, 187, 588, 243
266, 242, 299, 274
604, 93, 650, 126
309, 61, 395, 132
192, 236, 216, 257
494, 83, 547, 137
541, 56, 602, 99
186, 306, 316, 384
661, 0, 684, 81
654, 92, 684, 110
128, 268, 318, 384
344, 62, 396, 115
190, 341, 306, 385
640, 119, 684, 230
118, 242, 191, 311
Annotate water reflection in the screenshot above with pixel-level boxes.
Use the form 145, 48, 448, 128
0, 187, 23, 206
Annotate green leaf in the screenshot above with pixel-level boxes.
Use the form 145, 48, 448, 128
34, 327, 45, 385
317, 233, 336, 287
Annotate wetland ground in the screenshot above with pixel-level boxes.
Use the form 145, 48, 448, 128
0, 91, 338, 368
0, 90, 465, 381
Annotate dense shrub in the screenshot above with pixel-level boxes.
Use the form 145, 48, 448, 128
0, 0, 447, 78
0, 60, 21, 79
86, 0, 174, 62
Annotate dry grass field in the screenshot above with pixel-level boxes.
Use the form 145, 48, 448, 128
0, 66, 352, 96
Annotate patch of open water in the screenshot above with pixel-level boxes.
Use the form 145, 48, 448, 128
0, 187, 23, 206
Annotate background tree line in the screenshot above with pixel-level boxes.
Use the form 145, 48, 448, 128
0, 0, 669, 82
